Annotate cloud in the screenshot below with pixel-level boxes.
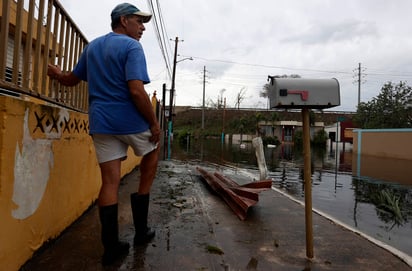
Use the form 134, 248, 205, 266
283, 20, 378, 45
59, 0, 412, 111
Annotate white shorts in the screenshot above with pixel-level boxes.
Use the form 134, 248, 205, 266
92, 130, 158, 163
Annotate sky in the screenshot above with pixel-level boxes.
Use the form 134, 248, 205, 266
58, 0, 412, 111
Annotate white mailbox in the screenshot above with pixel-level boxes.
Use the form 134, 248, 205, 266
267, 77, 340, 109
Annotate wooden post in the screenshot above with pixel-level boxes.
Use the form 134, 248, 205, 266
162, 84, 167, 160
252, 137, 268, 180
302, 108, 314, 258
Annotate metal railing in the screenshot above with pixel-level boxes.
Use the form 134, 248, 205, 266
0, 0, 88, 112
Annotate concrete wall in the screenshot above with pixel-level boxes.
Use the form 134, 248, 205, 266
353, 129, 412, 159
0, 94, 141, 270
352, 128, 412, 184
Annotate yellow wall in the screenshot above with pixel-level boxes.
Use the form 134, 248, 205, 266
352, 129, 412, 185
0, 95, 141, 270
353, 129, 412, 160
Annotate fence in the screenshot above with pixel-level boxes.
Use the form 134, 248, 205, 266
0, 0, 88, 112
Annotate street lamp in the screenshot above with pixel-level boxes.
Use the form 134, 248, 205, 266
170, 56, 193, 112
167, 41, 193, 160
169, 56, 193, 119
176, 57, 193, 64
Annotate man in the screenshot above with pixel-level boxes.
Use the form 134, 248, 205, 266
47, 3, 160, 266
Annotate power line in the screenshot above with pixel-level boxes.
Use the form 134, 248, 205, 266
182, 55, 412, 80
366, 72, 412, 78
182, 55, 353, 75
155, 0, 173, 67
147, 0, 172, 80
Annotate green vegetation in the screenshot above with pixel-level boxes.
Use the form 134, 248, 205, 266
353, 178, 412, 230
174, 110, 283, 146
354, 81, 412, 128
293, 130, 303, 147
173, 108, 333, 147
373, 189, 403, 225
261, 135, 280, 146
312, 130, 328, 147
292, 129, 327, 148
174, 111, 266, 139
174, 81, 412, 142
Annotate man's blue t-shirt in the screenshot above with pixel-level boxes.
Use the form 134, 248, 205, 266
73, 32, 150, 135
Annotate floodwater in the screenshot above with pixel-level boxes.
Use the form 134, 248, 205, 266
170, 137, 412, 258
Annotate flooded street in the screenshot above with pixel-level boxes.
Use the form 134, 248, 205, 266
171, 137, 412, 258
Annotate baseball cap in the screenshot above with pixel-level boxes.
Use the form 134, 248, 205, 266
111, 3, 152, 23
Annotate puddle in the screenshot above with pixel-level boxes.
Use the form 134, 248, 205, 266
171, 138, 412, 257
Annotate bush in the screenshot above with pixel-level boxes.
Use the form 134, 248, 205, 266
262, 136, 280, 146
175, 128, 192, 145
312, 130, 328, 147
294, 130, 303, 147
293, 129, 327, 148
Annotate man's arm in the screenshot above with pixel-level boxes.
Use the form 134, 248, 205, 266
128, 79, 160, 144
47, 64, 81, 86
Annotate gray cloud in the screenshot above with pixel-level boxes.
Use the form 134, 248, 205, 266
283, 20, 378, 45
59, 0, 412, 111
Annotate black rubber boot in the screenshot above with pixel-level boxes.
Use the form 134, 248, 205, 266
130, 193, 155, 245
99, 204, 130, 266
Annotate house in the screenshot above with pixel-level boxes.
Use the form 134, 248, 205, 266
259, 120, 325, 143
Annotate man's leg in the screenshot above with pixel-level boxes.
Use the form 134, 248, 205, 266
138, 147, 160, 194
98, 159, 122, 206
98, 159, 129, 265
130, 147, 159, 245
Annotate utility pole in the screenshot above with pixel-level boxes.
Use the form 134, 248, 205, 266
354, 62, 366, 107
170, 36, 179, 123
162, 83, 167, 160
202, 66, 206, 129
358, 62, 361, 106
222, 97, 226, 144
168, 37, 179, 160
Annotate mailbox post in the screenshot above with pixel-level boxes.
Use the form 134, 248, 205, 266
302, 107, 313, 258
268, 77, 340, 259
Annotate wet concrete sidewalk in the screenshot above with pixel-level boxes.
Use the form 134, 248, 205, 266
21, 160, 412, 270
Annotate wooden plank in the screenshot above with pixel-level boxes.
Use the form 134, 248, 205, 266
0, 0, 10, 81
32, 0, 45, 92
12, 0, 24, 85
197, 167, 272, 220
22, 0, 35, 89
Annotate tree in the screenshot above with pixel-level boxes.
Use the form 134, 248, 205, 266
204, 97, 218, 108
354, 81, 412, 128
234, 87, 247, 109
253, 112, 266, 135
230, 116, 250, 143
269, 111, 279, 122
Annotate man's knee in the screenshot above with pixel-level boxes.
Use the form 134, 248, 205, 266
143, 147, 159, 162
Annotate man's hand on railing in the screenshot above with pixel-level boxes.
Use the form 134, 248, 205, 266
47, 64, 62, 80
47, 64, 81, 86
